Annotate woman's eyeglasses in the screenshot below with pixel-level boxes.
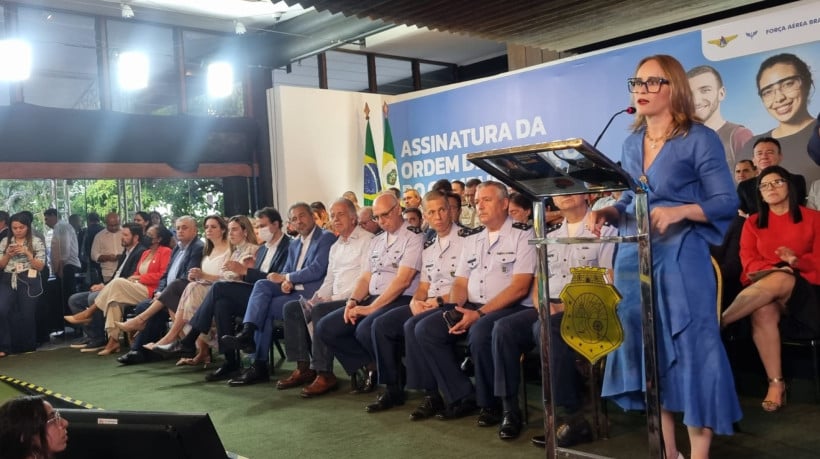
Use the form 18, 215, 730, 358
758, 178, 788, 191
627, 77, 669, 93
46, 410, 62, 426
758, 76, 802, 102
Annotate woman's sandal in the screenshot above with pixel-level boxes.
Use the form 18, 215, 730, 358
762, 377, 787, 412
176, 349, 212, 368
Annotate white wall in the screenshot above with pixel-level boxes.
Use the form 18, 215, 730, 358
267, 86, 389, 210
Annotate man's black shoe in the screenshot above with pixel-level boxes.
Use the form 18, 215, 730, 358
498, 410, 522, 440
435, 397, 478, 420
409, 394, 445, 421
556, 417, 593, 447
205, 363, 240, 382
531, 435, 546, 448
477, 407, 502, 427
221, 323, 257, 354
350, 368, 377, 394
365, 391, 406, 413
228, 361, 270, 386
117, 350, 146, 365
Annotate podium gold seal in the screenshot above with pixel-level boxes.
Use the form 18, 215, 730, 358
559, 267, 623, 363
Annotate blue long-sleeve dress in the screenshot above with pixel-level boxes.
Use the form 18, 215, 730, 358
601, 123, 743, 435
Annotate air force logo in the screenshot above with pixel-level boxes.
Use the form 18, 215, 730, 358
706, 34, 738, 48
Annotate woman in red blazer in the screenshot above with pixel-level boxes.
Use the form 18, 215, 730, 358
65, 226, 173, 355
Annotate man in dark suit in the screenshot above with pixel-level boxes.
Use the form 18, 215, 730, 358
68, 223, 147, 351
154, 207, 290, 381
116, 216, 204, 365
222, 202, 337, 386
737, 137, 807, 216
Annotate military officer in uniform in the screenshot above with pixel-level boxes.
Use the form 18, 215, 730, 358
414, 181, 536, 426
365, 190, 466, 414
492, 192, 615, 441
314, 192, 424, 394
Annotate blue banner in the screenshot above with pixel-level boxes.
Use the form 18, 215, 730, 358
390, 2, 820, 192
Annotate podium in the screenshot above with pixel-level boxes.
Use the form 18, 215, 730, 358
467, 138, 662, 459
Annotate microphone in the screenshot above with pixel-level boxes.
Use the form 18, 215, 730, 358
593, 107, 636, 147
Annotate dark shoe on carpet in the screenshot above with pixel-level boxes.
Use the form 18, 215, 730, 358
228, 362, 270, 387
409, 394, 445, 421
117, 350, 147, 365
151, 340, 196, 359
277, 368, 317, 390
205, 363, 240, 382
436, 397, 478, 420
556, 417, 593, 447
221, 324, 256, 354
366, 391, 405, 413
531, 435, 546, 448
477, 407, 502, 427
350, 368, 377, 394
301, 374, 339, 398
498, 410, 522, 440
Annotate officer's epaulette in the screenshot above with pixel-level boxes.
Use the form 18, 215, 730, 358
512, 222, 533, 231
424, 238, 436, 249
546, 222, 562, 233
406, 225, 423, 234
458, 225, 484, 237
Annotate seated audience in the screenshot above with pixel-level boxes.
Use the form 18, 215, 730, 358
0, 213, 47, 356
64, 226, 173, 355
220, 203, 335, 386
113, 216, 203, 365
738, 137, 807, 216
0, 395, 68, 459
153, 208, 289, 382
722, 165, 820, 412
276, 198, 374, 396
68, 223, 147, 352
117, 216, 229, 365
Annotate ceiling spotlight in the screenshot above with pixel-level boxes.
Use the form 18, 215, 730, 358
121, 4, 134, 19
235, 21, 246, 35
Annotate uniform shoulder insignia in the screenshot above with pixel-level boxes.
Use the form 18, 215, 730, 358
406, 225, 422, 234
512, 222, 532, 230
424, 238, 436, 249
546, 222, 563, 232
458, 226, 484, 237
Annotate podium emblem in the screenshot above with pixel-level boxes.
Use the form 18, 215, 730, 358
559, 267, 623, 363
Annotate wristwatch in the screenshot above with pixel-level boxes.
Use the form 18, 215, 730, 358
477, 309, 486, 318
436, 296, 445, 307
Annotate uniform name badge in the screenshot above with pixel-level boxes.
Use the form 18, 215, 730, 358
559, 266, 623, 363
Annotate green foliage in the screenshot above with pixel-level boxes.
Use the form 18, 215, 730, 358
0, 178, 224, 228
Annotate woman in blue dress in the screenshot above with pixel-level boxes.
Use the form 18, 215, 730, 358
588, 55, 742, 459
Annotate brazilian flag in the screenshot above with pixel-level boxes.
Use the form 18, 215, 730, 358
363, 105, 381, 206
381, 102, 399, 189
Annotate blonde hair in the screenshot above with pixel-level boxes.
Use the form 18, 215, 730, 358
630, 54, 698, 138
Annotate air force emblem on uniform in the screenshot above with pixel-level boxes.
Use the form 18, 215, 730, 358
512, 222, 532, 230
458, 226, 484, 237
559, 266, 623, 363
407, 225, 423, 234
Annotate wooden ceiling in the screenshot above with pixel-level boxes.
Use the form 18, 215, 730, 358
294, 0, 792, 53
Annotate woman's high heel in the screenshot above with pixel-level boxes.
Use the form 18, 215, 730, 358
114, 316, 146, 333
97, 339, 121, 356
762, 377, 787, 412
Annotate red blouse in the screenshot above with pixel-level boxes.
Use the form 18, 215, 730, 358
740, 206, 820, 286
132, 245, 172, 297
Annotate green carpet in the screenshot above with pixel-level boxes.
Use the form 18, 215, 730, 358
2, 346, 820, 458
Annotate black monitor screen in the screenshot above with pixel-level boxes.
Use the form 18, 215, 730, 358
58, 409, 228, 459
